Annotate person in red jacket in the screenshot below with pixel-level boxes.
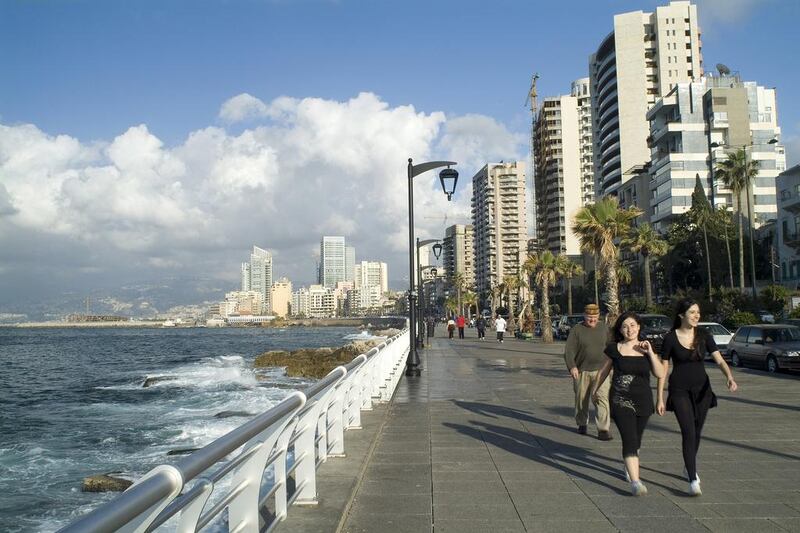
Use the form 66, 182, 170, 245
456, 315, 466, 339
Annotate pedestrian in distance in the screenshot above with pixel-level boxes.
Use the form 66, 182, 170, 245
564, 303, 613, 440
447, 317, 456, 339
592, 312, 666, 496
456, 314, 466, 339
476, 315, 487, 340
657, 299, 738, 496
494, 314, 507, 342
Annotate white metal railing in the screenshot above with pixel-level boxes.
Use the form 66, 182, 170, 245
58, 329, 410, 533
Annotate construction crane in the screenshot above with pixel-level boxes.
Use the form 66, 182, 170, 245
524, 73, 539, 243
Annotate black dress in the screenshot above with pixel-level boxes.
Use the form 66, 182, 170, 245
604, 343, 655, 418
660, 330, 718, 412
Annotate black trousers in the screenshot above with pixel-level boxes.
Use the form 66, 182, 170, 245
612, 408, 649, 458
458, 327, 465, 339
477, 328, 485, 338
670, 390, 711, 481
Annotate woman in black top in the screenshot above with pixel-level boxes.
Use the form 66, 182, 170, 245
657, 299, 738, 496
593, 312, 665, 496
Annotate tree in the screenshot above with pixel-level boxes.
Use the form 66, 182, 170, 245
624, 222, 667, 311
559, 257, 584, 315
503, 274, 521, 320
716, 149, 760, 292
449, 272, 466, 316
462, 291, 477, 320
688, 174, 714, 301
535, 251, 560, 343
573, 196, 643, 322
445, 296, 458, 316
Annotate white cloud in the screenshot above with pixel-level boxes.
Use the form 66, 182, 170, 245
0, 92, 523, 302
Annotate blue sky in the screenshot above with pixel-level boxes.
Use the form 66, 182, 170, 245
0, 0, 798, 314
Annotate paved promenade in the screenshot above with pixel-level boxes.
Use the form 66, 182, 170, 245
283, 331, 800, 533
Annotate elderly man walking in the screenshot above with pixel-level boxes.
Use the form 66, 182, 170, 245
564, 303, 612, 440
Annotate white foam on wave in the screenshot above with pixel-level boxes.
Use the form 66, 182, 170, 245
343, 330, 385, 340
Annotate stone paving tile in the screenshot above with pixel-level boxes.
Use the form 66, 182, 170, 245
342, 513, 432, 533
609, 516, 711, 532
432, 502, 519, 521
698, 518, 789, 532
520, 518, 618, 532
703, 502, 800, 518
770, 517, 800, 532
432, 518, 527, 533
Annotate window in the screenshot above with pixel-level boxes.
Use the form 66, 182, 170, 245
747, 328, 763, 344
734, 327, 749, 342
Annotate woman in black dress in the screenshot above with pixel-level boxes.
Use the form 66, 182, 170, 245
593, 312, 665, 496
657, 299, 738, 496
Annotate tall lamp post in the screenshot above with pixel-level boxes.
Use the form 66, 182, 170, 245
406, 159, 458, 376
416, 239, 442, 348
710, 138, 779, 300
419, 265, 439, 346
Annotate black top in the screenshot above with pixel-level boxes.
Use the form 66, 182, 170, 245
604, 343, 654, 416
661, 330, 718, 390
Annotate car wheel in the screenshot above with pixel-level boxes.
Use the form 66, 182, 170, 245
730, 352, 741, 368
767, 355, 779, 373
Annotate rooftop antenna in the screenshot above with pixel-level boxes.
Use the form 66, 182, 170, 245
716, 63, 731, 76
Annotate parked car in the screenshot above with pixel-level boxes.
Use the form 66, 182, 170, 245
556, 314, 584, 340
784, 318, 800, 328
639, 314, 672, 353
697, 322, 732, 358
534, 318, 558, 338
727, 324, 800, 373
758, 310, 776, 324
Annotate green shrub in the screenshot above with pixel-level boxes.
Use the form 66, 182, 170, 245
621, 296, 647, 313
726, 311, 758, 329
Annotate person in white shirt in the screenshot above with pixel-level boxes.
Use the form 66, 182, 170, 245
495, 314, 507, 343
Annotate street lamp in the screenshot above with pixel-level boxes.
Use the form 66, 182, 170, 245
710, 138, 780, 300
419, 265, 439, 346
406, 158, 458, 376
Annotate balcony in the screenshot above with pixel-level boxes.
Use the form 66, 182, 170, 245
780, 191, 800, 214
784, 232, 800, 249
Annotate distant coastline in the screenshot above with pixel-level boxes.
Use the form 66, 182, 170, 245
2, 317, 406, 329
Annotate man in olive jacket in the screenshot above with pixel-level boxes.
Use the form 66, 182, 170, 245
564, 303, 612, 440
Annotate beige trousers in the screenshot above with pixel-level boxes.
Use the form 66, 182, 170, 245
573, 369, 611, 431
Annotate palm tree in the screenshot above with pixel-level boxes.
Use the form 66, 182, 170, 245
462, 291, 478, 320
536, 251, 560, 343
444, 296, 458, 317
573, 196, 643, 322
521, 254, 540, 333
503, 274, 521, 320
449, 272, 466, 316
559, 257, 584, 315
716, 149, 759, 292
689, 175, 714, 300
624, 222, 668, 310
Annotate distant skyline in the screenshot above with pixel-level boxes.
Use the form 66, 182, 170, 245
1, 0, 798, 310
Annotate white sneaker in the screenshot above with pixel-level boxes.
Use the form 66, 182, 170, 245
631, 481, 648, 496
683, 467, 700, 482
689, 480, 702, 496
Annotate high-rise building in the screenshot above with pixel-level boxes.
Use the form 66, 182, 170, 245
647, 74, 785, 230
345, 246, 356, 283
271, 278, 292, 318
442, 224, 475, 289
534, 78, 594, 255
776, 165, 800, 286
471, 162, 528, 303
291, 287, 310, 317
319, 236, 346, 288
308, 285, 336, 318
590, 1, 703, 197
354, 261, 388, 309
241, 246, 272, 314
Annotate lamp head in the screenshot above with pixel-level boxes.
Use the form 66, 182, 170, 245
432, 242, 443, 260
439, 167, 458, 201
430, 267, 438, 277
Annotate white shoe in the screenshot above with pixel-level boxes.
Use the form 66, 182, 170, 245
689, 480, 702, 496
683, 467, 700, 482
631, 481, 648, 496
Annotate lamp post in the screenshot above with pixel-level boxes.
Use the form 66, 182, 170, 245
419, 265, 439, 346
710, 138, 779, 300
416, 239, 442, 348
406, 159, 458, 376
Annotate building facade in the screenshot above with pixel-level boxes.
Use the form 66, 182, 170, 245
534, 78, 594, 255
442, 224, 475, 289
308, 284, 336, 318
345, 246, 356, 283
647, 74, 785, 230
776, 165, 800, 287
319, 236, 346, 289
270, 278, 292, 318
471, 162, 527, 305
590, 0, 702, 197
354, 261, 388, 310
241, 246, 272, 314
291, 287, 310, 317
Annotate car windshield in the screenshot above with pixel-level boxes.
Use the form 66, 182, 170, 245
703, 324, 730, 336
764, 328, 800, 343
641, 316, 671, 329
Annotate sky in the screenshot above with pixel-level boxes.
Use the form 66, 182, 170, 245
1, 0, 798, 311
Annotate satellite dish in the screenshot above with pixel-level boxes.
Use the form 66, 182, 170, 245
716, 63, 731, 76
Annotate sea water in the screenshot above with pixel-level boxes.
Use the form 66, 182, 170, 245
0, 326, 376, 532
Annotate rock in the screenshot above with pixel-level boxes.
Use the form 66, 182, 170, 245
82, 473, 133, 492
213, 410, 254, 419
142, 375, 176, 388
371, 328, 400, 338
166, 447, 201, 456
253, 340, 383, 379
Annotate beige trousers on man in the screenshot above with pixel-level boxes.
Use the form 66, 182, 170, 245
573, 369, 611, 431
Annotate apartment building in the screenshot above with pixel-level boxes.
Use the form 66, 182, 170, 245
270, 278, 292, 318
471, 162, 527, 304
590, 1, 702, 197
775, 165, 800, 287
534, 78, 594, 255
647, 74, 785, 229
319, 236, 346, 289
241, 246, 273, 314
442, 224, 475, 289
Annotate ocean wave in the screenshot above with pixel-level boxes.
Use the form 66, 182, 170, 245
342, 330, 385, 340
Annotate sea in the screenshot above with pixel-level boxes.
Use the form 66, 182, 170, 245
0, 326, 376, 532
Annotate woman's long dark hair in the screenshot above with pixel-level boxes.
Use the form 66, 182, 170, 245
612, 311, 642, 343
672, 298, 705, 360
